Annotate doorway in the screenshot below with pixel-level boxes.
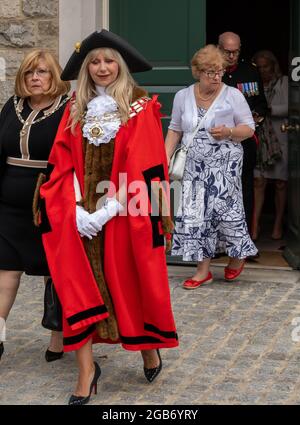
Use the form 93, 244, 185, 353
207, 0, 291, 269
206, 0, 290, 74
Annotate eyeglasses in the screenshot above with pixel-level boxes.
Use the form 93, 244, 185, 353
24, 69, 51, 78
202, 69, 225, 79
221, 48, 240, 57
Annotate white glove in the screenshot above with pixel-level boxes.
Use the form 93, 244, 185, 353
76, 205, 98, 240
88, 197, 124, 233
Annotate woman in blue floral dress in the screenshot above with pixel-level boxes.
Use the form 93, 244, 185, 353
165, 45, 257, 288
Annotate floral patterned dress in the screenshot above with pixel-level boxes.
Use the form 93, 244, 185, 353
171, 107, 257, 262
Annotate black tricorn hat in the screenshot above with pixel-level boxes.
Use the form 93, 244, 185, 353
61, 29, 152, 81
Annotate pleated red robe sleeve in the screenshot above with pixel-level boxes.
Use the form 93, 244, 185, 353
41, 96, 178, 352
40, 102, 109, 334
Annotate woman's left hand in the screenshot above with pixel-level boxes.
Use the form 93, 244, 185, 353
209, 125, 231, 141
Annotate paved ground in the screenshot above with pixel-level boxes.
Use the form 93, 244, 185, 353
1, 265, 300, 405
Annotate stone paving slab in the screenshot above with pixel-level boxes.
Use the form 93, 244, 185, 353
1, 265, 300, 405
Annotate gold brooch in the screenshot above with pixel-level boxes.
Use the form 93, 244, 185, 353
89, 124, 104, 138
75, 42, 81, 53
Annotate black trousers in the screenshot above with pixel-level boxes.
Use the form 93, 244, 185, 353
241, 138, 257, 234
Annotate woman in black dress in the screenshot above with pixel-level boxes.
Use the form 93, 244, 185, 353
0, 50, 70, 361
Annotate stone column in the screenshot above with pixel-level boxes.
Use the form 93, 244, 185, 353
59, 0, 106, 69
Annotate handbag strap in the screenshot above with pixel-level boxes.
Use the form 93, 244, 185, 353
183, 115, 205, 152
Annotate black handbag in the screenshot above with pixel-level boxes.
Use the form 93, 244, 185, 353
42, 278, 63, 331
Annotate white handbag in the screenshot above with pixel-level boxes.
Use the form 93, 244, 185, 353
168, 145, 188, 181
168, 119, 203, 181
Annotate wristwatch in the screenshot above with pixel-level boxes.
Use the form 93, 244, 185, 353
228, 128, 234, 141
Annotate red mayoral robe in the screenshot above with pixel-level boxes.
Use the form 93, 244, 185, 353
40, 95, 179, 352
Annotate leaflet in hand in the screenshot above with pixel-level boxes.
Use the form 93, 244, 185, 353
214, 108, 234, 128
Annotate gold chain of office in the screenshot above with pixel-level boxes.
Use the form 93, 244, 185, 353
13, 95, 70, 126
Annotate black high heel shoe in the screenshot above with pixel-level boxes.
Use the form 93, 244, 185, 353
0, 342, 4, 360
68, 361, 101, 405
45, 348, 64, 362
144, 349, 162, 383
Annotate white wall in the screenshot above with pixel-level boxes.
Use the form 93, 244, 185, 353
59, 0, 109, 68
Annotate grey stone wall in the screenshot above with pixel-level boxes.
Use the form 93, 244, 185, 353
0, 0, 59, 108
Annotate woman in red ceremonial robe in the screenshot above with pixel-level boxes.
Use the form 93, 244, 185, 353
39, 30, 178, 405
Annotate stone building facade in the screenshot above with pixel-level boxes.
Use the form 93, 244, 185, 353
0, 0, 59, 107
0, 0, 109, 108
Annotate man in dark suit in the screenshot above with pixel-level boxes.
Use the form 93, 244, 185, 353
218, 32, 268, 236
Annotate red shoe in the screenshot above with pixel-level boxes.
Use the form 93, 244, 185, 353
224, 261, 245, 281
182, 272, 213, 289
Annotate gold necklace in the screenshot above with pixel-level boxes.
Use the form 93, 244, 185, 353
14, 95, 69, 126
198, 84, 217, 102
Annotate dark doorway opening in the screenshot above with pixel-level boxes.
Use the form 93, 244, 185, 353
206, 0, 291, 268
206, 0, 290, 75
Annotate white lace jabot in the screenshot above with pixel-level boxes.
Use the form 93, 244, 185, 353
82, 85, 121, 146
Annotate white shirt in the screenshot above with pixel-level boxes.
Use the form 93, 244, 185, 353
169, 83, 255, 143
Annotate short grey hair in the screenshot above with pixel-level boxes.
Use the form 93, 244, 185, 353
218, 32, 241, 47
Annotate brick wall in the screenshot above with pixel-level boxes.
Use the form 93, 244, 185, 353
0, 0, 59, 108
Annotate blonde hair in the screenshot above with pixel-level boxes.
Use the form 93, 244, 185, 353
15, 50, 70, 98
252, 50, 282, 80
70, 47, 136, 131
191, 44, 226, 79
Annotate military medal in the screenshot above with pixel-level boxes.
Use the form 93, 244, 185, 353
245, 82, 250, 96
249, 82, 253, 96
237, 83, 243, 93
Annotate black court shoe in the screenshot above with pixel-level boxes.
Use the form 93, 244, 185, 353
68, 362, 101, 406
45, 348, 64, 362
0, 342, 4, 360
144, 349, 162, 383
